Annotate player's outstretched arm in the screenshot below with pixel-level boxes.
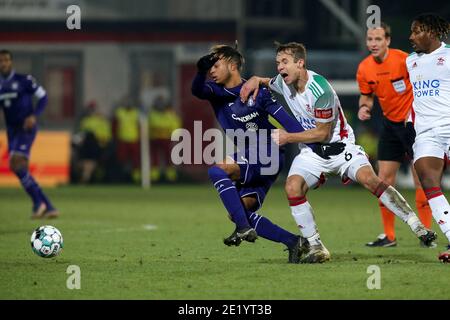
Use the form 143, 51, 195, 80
272, 122, 333, 146
240, 76, 271, 103
262, 90, 344, 158
262, 91, 316, 148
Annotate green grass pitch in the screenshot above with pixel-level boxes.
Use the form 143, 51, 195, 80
0, 184, 449, 299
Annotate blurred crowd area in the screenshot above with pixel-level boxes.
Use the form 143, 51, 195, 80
70, 95, 181, 184
0, 0, 449, 185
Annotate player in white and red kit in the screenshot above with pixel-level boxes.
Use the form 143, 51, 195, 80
241, 42, 437, 263
407, 13, 450, 263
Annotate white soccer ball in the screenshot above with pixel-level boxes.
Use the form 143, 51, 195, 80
30, 225, 64, 258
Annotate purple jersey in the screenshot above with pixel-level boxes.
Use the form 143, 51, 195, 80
192, 73, 315, 208
0, 71, 47, 127
191, 73, 311, 147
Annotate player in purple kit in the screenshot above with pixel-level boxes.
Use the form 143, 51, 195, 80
0, 50, 59, 219
192, 45, 344, 263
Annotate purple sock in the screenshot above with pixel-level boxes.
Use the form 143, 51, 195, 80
247, 212, 298, 248
208, 166, 250, 230
38, 189, 55, 211
14, 168, 43, 209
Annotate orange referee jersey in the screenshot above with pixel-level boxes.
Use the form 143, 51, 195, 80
356, 49, 413, 122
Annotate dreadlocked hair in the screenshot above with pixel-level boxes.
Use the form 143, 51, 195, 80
210, 43, 244, 71
413, 13, 449, 40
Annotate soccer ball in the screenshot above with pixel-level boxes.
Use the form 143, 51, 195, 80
30, 225, 64, 258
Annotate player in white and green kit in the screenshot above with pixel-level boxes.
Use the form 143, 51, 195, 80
407, 13, 450, 263
240, 42, 437, 263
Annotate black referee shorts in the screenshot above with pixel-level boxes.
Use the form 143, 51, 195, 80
377, 118, 412, 163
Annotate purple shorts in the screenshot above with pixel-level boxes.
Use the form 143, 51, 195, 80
6, 126, 37, 158
231, 148, 285, 210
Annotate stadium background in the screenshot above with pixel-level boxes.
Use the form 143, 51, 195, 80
1, 0, 449, 187
1, 0, 450, 301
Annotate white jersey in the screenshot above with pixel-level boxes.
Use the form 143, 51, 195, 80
269, 70, 355, 150
406, 42, 450, 135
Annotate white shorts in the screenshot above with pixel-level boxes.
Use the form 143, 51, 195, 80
413, 126, 450, 163
288, 143, 371, 189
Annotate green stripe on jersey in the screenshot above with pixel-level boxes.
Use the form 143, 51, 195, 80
312, 74, 332, 94
309, 82, 322, 99
313, 81, 325, 95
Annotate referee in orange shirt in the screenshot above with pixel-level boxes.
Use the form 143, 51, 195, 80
356, 22, 433, 248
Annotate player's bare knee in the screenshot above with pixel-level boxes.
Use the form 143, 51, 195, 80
417, 174, 440, 190
414, 159, 443, 189
414, 169, 436, 189
285, 176, 305, 197
356, 167, 381, 192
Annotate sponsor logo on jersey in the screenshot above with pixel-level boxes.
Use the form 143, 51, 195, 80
0, 92, 18, 100
437, 57, 445, 66
11, 82, 18, 90
305, 104, 312, 113
298, 117, 316, 130
412, 62, 417, 68
314, 108, 333, 119
232, 111, 259, 123
412, 79, 440, 98
247, 97, 255, 107
245, 122, 258, 131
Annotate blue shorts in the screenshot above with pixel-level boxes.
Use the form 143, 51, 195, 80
230, 148, 285, 211
6, 126, 37, 158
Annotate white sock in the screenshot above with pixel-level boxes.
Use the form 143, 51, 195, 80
379, 186, 422, 232
290, 200, 320, 245
428, 195, 450, 242
307, 232, 323, 247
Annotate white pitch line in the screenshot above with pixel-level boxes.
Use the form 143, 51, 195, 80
64, 225, 158, 234
143, 224, 158, 230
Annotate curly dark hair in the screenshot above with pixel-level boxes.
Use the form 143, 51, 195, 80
413, 13, 449, 40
